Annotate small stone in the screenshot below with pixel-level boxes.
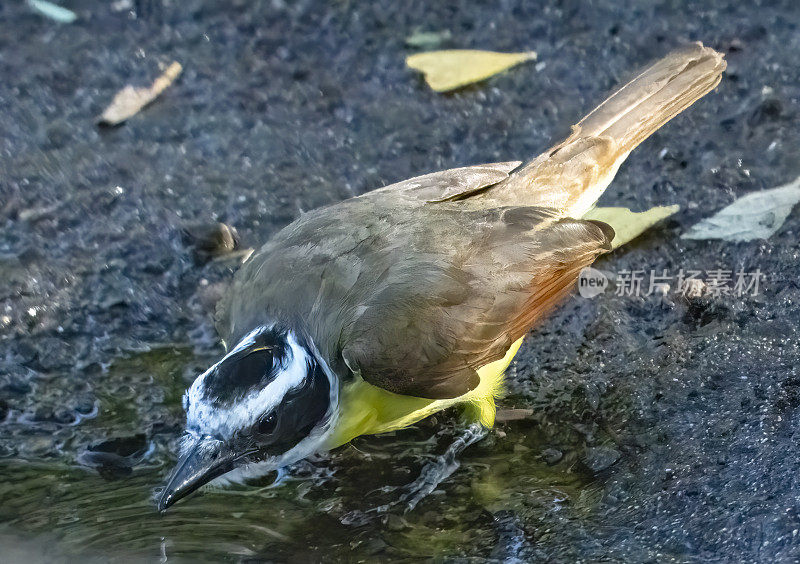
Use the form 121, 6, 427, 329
542, 448, 563, 465
24, 435, 57, 457
77, 434, 150, 478
73, 399, 96, 415
361, 538, 387, 555
384, 514, 410, 532
53, 408, 77, 425
584, 446, 621, 472
3, 377, 32, 396
181, 222, 241, 264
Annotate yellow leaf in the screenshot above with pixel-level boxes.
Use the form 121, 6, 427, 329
99, 61, 183, 126
582, 205, 680, 250
406, 50, 536, 92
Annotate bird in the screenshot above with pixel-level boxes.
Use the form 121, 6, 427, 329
157, 43, 726, 511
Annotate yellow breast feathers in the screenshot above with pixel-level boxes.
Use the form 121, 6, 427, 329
325, 337, 524, 449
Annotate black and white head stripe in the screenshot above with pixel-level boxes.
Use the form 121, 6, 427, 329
186, 326, 313, 438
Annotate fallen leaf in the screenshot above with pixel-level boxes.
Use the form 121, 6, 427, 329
98, 61, 182, 126
406, 49, 536, 92
27, 0, 77, 23
681, 176, 800, 241
405, 30, 452, 49
582, 205, 680, 249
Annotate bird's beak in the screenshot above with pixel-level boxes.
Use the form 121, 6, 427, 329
157, 434, 238, 512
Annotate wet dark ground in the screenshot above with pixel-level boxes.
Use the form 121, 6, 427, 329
2, 0, 800, 561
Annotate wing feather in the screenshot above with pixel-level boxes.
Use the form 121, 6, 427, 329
340, 208, 612, 399
366, 161, 521, 202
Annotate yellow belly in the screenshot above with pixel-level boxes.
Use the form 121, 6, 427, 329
324, 337, 524, 449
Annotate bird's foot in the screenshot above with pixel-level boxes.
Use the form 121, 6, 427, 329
397, 422, 487, 513
339, 423, 487, 525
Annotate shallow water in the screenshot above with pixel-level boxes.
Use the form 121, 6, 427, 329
1, 348, 597, 561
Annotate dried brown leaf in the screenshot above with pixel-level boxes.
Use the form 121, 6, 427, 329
99, 61, 182, 126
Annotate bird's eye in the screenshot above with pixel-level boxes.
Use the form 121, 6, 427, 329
256, 413, 277, 435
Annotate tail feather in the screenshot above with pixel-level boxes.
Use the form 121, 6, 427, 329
477, 43, 726, 217
580, 42, 726, 155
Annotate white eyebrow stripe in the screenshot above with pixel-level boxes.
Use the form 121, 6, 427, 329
184, 325, 270, 414
185, 328, 310, 437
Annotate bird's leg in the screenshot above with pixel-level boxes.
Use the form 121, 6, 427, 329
339, 424, 488, 524
398, 422, 488, 513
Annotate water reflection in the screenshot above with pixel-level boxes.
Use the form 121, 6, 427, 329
0, 348, 596, 560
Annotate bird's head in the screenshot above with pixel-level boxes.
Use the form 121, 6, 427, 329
157, 325, 337, 511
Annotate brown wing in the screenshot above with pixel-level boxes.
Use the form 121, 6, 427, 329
366, 161, 521, 202
339, 206, 613, 399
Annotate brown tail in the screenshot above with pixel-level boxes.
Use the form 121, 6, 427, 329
478, 43, 726, 216
571, 42, 726, 155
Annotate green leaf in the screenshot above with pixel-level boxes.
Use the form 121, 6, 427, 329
26, 0, 77, 23
405, 30, 452, 49
582, 205, 680, 249
681, 176, 800, 241
406, 50, 536, 92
